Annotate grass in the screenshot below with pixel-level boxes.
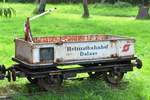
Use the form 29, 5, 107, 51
0, 3, 150, 100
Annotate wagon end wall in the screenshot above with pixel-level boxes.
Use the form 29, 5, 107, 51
15, 39, 33, 64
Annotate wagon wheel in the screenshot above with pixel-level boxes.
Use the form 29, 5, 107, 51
7, 71, 11, 82
46, 75, 63, 86
27, 76, 38, 84
37, 75, 63, 91
11, 69, 16, 81
104, 71, 124, 85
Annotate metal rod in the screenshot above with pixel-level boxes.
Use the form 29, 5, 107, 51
29, 8, 56, 21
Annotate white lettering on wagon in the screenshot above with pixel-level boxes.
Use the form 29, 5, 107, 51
66, 45, 109, 57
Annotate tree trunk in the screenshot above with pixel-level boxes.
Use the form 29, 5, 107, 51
36, 0, 47, 14
136, 4, 150, 19
82, 0, 89, 18
101, 0, 106, 4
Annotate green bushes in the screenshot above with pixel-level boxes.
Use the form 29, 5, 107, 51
114, 1, 132, 7
0, 7, 16, 17
0, 0, 145, 5
6, 0, 34, 3
0, 0, 16, 18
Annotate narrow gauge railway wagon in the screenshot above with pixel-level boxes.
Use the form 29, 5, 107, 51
0, 11, 142, 90
6, 34, 142, 90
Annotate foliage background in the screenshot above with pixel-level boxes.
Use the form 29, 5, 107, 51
0, 0, 143, 4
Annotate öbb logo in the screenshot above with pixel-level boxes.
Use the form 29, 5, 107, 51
122, 44, 130, 52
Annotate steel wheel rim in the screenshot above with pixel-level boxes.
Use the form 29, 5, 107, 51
105, 71, 124, 84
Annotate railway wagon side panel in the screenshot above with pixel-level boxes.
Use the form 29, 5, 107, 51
14, 36, 135, 64
54, 40, 135, 63
54, 41, 117, 62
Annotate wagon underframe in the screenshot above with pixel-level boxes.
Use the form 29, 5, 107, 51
12, 56, 141, 77
4, 55, 141, 90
